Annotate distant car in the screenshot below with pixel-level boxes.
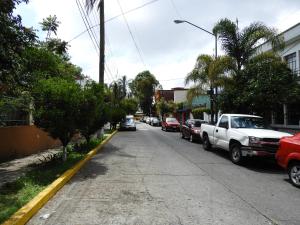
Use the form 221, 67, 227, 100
181, 119, 207, 142
120, 117, 136, 131
146, 117, 151, 124
162, 117, 180, 132
276, 133, 300, 188
150, 117, 160, 126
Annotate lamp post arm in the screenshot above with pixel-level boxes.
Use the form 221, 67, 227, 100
184, 21, 214, 36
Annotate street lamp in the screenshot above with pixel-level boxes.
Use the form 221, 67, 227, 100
174, 19, 217, 123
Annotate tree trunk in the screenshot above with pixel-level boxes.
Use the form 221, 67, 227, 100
62, 146, 67, 162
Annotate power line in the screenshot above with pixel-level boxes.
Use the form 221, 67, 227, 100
76, 0, 114, 82
68, 0, 160, 43
78, 0, 99, 49
169, 0, 183, 19
116, 0, 146, 68
75, 0, 99, 54
106, 0, 159, 23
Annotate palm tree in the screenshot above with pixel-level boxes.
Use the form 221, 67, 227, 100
212, 18, 283, 75
40, 15, 60, 39
185, 54, 234, 123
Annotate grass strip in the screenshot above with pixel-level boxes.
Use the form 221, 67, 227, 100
0, 132, 111, 224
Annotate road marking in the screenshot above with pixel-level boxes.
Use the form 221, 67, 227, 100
139, 129, 149, 131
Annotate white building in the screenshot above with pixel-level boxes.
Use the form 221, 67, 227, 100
173, 87, 188, 103
258, 22, 300, 131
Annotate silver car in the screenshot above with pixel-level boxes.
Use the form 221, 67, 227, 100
120, 117, 136, 131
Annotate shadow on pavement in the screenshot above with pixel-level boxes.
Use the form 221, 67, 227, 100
208, 148, 285, 174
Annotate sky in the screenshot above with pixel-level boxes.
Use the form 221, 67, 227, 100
15, 0, 300, 89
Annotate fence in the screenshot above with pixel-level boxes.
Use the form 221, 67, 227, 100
0, 95, 31, 127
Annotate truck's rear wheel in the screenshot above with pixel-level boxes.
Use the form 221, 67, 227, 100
202, 134, 211, 151
230, 143, 243, 165
288, 162, 300, 188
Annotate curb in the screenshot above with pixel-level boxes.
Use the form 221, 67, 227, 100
2, 130, 118, 225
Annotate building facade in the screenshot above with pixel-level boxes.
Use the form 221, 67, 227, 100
258, 23, 300, 132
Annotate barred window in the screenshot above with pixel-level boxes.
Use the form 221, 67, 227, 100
284, 52, 297, 72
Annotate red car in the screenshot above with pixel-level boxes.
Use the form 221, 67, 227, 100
276, 133, 300, 188
181, 119, 207, 142
162, 117, 180, 132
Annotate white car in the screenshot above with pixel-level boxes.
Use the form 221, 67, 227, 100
200, 114, 292, 164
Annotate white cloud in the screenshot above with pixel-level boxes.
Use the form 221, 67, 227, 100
15, 0, 300, 89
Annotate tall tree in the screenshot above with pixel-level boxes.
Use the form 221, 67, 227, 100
130, 71, 159, 115
85, 0, 105, 84
185, 54, 234, 122
40, 15, 60, 39
213, 18, 283, 76
220, 52, 298, 120
33, 78, 82, 161
0, 0, 36, 95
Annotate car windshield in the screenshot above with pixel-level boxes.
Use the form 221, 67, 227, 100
166, 118, 178, 122
126, 118, 134, 124
194, 121, 203, 127
231, 116, 265, 129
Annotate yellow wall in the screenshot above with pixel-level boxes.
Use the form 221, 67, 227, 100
0, 125, 61, 161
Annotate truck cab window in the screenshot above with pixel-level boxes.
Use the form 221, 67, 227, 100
219, 116, 228, 129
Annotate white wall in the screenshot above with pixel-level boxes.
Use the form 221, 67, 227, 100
174, 90, 187, 103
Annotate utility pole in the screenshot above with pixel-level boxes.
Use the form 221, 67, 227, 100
99, 0, 105, 84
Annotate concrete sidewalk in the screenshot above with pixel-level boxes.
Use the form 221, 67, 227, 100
0, 148, 61, 187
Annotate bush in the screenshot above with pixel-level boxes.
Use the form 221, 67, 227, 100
192, 107, 210, 119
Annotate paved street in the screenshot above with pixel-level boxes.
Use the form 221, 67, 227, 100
28, 122, 300, 225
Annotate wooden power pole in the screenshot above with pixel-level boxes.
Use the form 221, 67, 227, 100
99, 0, 105, 84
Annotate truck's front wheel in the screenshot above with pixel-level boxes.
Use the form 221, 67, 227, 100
230, 143, 243, 165
202, 134, 211, 151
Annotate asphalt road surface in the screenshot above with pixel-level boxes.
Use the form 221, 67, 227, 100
28, 122, 300, 225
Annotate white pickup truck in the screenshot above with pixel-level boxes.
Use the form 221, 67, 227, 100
200, 114, 292, 164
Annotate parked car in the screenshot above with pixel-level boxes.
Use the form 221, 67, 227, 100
276, 133, 300, 188
146, 117, 151, 124
150, 117, 160, 126
181, 119, 207, 142
119, 116, 136, 131
162, 117, 180, 132
200, 114, 292, 164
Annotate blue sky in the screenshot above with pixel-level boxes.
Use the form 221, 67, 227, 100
15, 0, 300, 89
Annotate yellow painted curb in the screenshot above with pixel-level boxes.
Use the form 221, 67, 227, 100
2, 130, 118, 225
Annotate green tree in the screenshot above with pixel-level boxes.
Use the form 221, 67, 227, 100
156, 98, 176, 118
33, 78, 82, 161
130, 71, 159, 115
121, 98, 138, 115
0, 0, 36, 95
213, 18, 283, 75
185, 54, 233, 122
77, 81, 106, 142
239, 52, 296, 120
40, 15, 60, 39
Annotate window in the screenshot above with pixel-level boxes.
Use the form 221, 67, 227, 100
285, 52, 297, 72
218, 116, 228, 128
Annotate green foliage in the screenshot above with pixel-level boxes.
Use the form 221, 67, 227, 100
219, 52, 298, 120
40, 15, 60, 39
121, 98, 138, 115
32, 78, 82, 147
77, 81, 106, 142
130, 70, 159, 115
156, 98, 176, 117
192, 107, 210, 119
213, 18, 283, 73
109, 107, 126, 129
0, 0, 36, 95
0, 149, 86, 224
